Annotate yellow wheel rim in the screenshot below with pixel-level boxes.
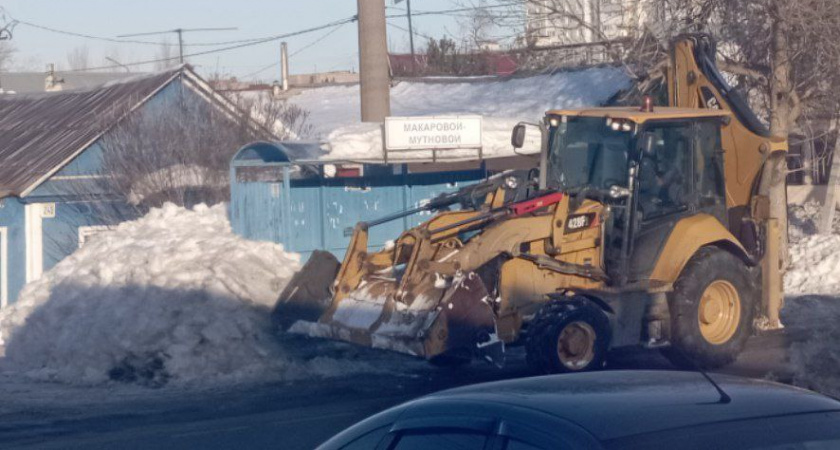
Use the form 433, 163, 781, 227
698, 280, 741, 345
557, 321, 596, 370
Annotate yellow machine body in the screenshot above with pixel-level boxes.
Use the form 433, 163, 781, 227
275, 34, 786, 366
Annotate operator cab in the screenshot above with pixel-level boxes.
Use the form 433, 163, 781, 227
514, 106, 732, 285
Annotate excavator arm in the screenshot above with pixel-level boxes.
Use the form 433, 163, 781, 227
667, 34, 786, 329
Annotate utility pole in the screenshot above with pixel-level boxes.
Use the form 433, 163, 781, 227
118, 27, 237, 65
176, 29, 184, 64
406, 0, 415, 73
281, 42, 289, 91
357, 0, 391, 122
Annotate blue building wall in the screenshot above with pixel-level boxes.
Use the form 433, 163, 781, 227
0, 76, 216, 305
0, 197, 26, 305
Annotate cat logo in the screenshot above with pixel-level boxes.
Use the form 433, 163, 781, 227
701, 87, 722, 110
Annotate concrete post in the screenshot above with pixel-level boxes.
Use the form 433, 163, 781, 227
281, 42, 289, 91
357, 0, 390, 122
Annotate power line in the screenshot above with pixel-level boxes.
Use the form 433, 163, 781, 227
118, 27, 238, 64
12, 15, 353, 48
242, 61, 280, 80
61, 16, 359, 73
386, 2, 520, 19
291, 23, 347, 58
15, 20, 182, 46
242, 22, 347, 81
12, 3, 514, 50
387, 21, 435, 43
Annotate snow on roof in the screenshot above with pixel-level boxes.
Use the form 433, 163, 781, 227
0, 71, 141, 94
0, 65, 262, 198
287, 67, 632, 162
0, 68, 183, 197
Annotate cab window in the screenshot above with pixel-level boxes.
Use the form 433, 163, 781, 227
694, 120, 726, 215
637, 121, 693, 219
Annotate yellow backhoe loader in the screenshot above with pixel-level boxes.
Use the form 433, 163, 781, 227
274, 34, 787, 372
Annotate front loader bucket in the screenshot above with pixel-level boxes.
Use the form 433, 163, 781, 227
272, 250, 341, 330
284, 270, 504, 366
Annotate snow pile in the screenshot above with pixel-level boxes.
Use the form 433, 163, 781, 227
0, 204, 378, 386
783, 202, 840, 396
785, 203, 840, 295
289, 68, 631, 160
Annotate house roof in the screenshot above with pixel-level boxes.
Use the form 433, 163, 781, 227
0, 66, 261, 198
0, 71, 141, 94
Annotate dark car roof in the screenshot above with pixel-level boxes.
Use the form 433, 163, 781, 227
417, 370, 840, 441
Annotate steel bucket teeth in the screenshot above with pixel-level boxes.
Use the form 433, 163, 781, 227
280, 268, 504, 366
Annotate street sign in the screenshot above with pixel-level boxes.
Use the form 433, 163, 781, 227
385, 115, 483, 151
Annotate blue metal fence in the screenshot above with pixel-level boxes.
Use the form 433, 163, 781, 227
230, 142, 487, 261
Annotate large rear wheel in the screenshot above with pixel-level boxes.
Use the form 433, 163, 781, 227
662, 247, 756, 369
526, 297, 611, 374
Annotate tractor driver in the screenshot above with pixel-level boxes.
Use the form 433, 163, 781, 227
638, 134, 687, 216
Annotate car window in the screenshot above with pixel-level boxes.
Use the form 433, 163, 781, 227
393, 431, 488, 450
340, 425, 390, 450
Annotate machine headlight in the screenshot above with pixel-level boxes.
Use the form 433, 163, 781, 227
609, 185, 631, 199
505, 176, 519, 190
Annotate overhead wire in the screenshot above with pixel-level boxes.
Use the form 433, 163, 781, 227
7, 3, 514, 73
60, 16, 359, 73
241, 22, 348, 80
10, 14, 358, 49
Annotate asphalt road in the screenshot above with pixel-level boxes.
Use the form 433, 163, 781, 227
0, 328, 792, 450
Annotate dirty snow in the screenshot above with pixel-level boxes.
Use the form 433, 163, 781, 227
784, 201, 840, 396
288, 68, 631, 161
785, 202, 840, 295
0, 203, 380, 386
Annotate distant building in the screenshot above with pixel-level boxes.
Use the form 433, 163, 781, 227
0, 66, 256, 306
388, 53, 519, 77
211, 70, 359, 95
0, 65, 140, 94
525, 0, 659, 48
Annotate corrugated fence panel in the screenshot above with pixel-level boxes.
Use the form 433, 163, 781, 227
321, 183, 406, 254
231, 181, 284, 244
230, 160, 488, 262
286, 185, 323, 254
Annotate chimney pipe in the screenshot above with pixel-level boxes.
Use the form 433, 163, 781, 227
281, 42, 289, 91
45, 63, 64, 92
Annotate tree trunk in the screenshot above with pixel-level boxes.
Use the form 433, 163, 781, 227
819, 117, 840, 234
768, 8, 795, 269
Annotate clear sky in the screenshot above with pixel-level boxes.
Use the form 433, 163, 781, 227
0, 0, 474, 80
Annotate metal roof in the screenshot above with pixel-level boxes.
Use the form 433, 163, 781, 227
0, 68, 184, 197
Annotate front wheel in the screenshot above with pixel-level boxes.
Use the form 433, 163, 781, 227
662, 247, 757, 369
526, 298, 611, 374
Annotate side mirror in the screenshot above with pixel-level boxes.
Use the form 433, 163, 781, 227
511, 124, 526, 149
635, 131, 656, 160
